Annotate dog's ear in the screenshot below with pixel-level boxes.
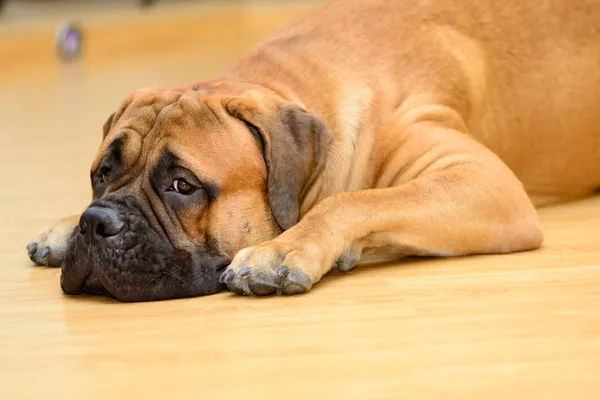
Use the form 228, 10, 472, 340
226, 94, 334, 230
102, 112, 116, 138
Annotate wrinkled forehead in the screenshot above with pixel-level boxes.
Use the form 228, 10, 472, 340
146, 91, 264, 185
108, 87, 197, 140
91, 88, 185, 169
92, 87, 208, 168
91, 87, 263, 186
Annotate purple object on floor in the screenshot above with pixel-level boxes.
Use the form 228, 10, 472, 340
56, 23, 84, 61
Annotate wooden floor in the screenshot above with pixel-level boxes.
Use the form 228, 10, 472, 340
1, 2, 600, 399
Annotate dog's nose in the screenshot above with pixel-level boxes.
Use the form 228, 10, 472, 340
79, 206, 123, 243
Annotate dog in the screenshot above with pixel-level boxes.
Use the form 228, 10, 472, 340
26, 0, 600, 301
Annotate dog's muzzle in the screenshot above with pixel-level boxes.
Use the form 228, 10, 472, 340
60, 197, 228, 302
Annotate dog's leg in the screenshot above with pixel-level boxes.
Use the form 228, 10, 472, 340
27, 215, 79, 267
221, 105, 544, 296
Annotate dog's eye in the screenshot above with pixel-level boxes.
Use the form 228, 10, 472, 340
170, 178, 195, 195
99, 167, 111, 183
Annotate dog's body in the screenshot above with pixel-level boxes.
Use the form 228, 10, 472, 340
28, 0, 600, 300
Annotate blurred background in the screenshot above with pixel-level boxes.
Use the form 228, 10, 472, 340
0, 0, 326, 253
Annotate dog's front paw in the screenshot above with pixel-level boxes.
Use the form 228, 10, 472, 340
220, 238, 336, 296
26, 215, 79, 267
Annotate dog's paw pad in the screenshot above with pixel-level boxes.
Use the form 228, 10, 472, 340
336, 249, 362, 272
27, 240, 61, 267
221, 241, 321, 296
26, 242, 38, 258
26, 218, 78, 267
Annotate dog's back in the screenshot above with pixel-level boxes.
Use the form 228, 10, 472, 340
225, 0, 600, 203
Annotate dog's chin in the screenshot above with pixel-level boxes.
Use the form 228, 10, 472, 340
61, 230, 228, 302
80, 272, 111, 296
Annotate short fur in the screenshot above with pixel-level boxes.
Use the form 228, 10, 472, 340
28, 0, 600, 300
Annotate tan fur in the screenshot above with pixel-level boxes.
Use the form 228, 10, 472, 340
28, 0, 600, 297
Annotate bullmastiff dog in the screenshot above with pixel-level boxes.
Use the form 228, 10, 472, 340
26, 0, 600, 301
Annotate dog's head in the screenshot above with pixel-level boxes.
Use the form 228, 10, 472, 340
61, 83, 332, 301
